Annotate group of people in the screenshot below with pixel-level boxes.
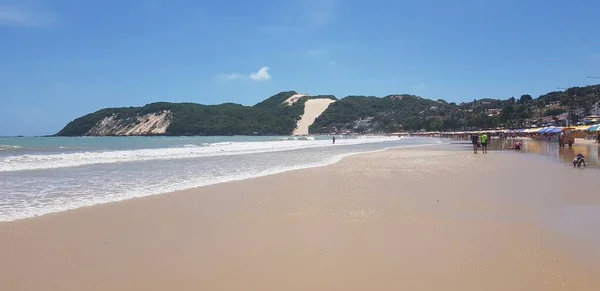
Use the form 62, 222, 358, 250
469, 132, 586, 168
470, 132, 523, 153
470, 132, 489, 154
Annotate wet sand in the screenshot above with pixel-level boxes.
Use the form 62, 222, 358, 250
1, 148, 599, 290
455, 137, 600, 168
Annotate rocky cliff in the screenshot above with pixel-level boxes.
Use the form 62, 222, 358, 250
85, 111, 172, 136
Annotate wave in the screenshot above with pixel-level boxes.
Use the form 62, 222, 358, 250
0, 142, 442, 222
0, 145, 23, 151
0, 137, 399, 172
275, 136, 317, 141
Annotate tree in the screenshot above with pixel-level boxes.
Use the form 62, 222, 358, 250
545, 108, 566, 117
500, 104, 514, 124
519, 94, 532, 104
561, 88, 586, 124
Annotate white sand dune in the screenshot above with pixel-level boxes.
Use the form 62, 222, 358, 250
293, 99, 336, 136
282, 94, 308, 106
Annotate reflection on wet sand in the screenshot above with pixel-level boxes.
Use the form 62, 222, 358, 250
453, 137, 600, 168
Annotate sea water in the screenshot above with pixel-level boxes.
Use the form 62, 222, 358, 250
0, 136, 443, 221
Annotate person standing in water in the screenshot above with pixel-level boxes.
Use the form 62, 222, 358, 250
332, 136, 336, 144
470, 133, 479, 154
480, 132, 489, 154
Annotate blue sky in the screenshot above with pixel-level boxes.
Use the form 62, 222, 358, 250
1, 0, 599, 136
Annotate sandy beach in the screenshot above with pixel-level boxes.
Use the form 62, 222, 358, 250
1, 147, 599, 291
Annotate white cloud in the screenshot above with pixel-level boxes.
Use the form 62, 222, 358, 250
249, 66, 271, 81
0, 4, 54, 27
219, 66, 272, 82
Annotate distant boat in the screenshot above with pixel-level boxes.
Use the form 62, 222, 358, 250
17, 135, 24, 138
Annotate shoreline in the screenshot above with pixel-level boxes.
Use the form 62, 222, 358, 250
0, 142, 445, 223
1, 147, 599, 290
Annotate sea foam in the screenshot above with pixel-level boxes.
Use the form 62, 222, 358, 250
0, 142, 443, 221
0, 137, 396, 172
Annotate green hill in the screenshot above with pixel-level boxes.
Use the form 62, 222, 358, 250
57, 91, 314, 136
56, 84, 600, 136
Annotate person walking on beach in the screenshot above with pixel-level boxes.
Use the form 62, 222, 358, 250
480, 132, 488, 154
471, 133, 479, 154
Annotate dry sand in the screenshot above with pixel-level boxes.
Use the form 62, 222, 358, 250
1, 148, 599, 291
293, 98, 336, 135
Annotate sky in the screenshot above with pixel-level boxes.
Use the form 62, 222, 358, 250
1, 0, 599, 136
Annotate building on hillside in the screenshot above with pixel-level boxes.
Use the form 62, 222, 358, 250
486, 108, 502, 116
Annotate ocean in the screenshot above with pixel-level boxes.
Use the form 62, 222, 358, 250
0, 135, 443, 221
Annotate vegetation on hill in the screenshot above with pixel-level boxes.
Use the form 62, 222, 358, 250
311, 85, 600, 133
56, 84, 600, 136
57, 91, 324, 136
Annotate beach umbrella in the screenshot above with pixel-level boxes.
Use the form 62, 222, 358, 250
589, 125, 600, 132
531, 128, 544, 133
548, 127, 563, 134
540, 127, 558, 134
573, 125, 591, 131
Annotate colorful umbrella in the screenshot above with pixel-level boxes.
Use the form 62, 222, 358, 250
588, 125, 600, 132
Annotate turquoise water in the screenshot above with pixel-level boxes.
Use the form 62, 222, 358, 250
0, 136, 443, 221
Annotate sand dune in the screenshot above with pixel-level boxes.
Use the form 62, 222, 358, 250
282, 93, 308, 106
293, 99, 336, 135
